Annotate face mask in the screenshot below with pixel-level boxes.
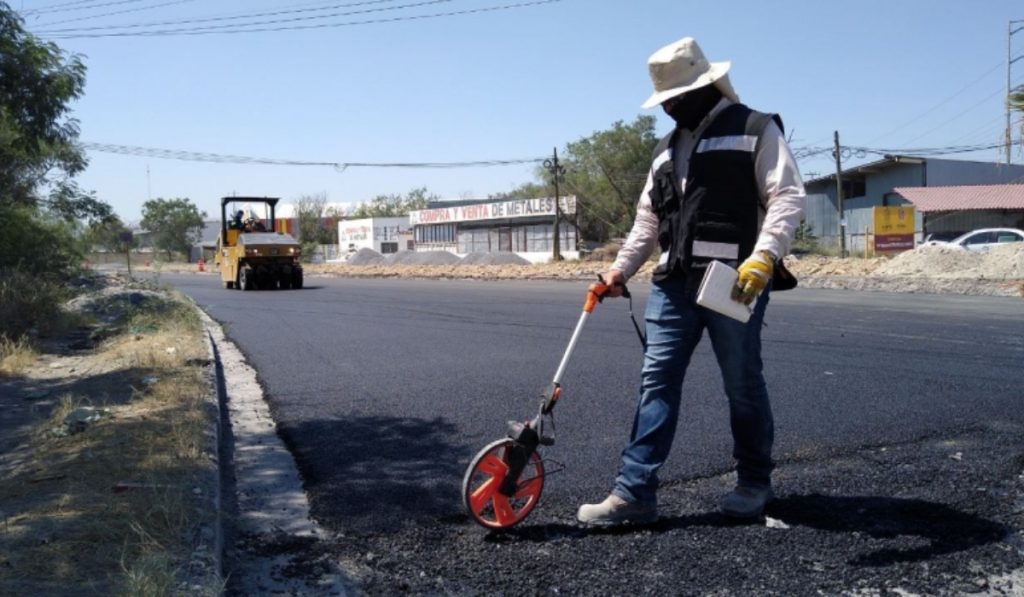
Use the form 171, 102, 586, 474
663, 85, 722, 130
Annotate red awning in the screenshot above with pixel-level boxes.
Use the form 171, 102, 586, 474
893, 184, 1024, 213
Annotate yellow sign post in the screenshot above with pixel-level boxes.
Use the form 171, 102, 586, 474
873, 206, 915, 253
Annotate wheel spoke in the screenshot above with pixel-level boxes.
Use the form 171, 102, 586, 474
476, 453, 507, 477
491, 493, 518, 526
468, 473, 502, 516
468, 451, 509, 517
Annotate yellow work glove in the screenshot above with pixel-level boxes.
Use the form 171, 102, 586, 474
732, 251, 775, 305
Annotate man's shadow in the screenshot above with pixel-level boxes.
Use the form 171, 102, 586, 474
488, 493, 1008, 567
763, 494, 1009, 566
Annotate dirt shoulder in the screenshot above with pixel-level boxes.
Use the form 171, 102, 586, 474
0, 275, 221, 595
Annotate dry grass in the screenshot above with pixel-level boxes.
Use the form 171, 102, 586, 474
0, 336, 38, 376
0, 287, 220, 596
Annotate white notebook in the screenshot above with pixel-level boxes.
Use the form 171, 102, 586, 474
696, 260, 755, 323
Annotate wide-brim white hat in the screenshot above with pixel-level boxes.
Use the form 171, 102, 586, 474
641, 37, 739, 109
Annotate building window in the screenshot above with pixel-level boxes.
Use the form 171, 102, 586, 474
526, 224, 552, 251
380, 242, 398, 254
842, 178, 866, 199
457, 228, 489, 253
415, 224, 456, 244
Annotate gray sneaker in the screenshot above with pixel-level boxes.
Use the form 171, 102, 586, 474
720, 485, 774, 519
577, 494, 657, 526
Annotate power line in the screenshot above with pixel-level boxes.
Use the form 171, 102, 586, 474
23, 0, 150, 16
35, 0, 453, 34
899, 85, 1010, 146
81, 141, 546, 169
35, 0, 563, 38
33, 0, 199, 28
792, 141, 1015, 164
34, 0, 407, 31
864, 61, 1005, 145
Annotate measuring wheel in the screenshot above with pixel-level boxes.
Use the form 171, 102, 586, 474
462, 438, 544, 530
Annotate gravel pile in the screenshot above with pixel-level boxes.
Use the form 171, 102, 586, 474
872, 245, 984, 277
385, 251, 461, 265
977, 242, 1024, 279
872, 243, 1024, 279
302, 244, 1024, 296
346, 248, 386, 266
460, 251, 530, 266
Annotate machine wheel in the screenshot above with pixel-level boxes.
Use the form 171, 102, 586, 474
279, 274, 292, 290
462, 438, 544, 530
292, 269, 303, 289
224, 280, 234, 289
239, 268, 254, 291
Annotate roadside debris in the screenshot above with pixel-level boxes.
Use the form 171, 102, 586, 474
53, 406, 109, 436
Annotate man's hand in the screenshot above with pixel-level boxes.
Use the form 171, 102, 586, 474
732, 251, 774, 305
601, 269, 626, 297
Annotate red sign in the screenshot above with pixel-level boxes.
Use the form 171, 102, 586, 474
875, 234, 914, 251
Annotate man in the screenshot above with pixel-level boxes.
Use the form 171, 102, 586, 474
577, 37, 805, 525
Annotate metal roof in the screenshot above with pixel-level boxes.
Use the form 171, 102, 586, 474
892, 184, 1024, 213
804, 154, 926, 186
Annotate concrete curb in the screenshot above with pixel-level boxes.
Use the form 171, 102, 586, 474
198, 309, 351, 595
198, 325, 225, 585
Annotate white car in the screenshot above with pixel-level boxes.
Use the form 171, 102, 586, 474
924, 228, 1024, 252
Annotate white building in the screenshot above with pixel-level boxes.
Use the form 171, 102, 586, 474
408, 196, 579, 263
337, 217, 413, 255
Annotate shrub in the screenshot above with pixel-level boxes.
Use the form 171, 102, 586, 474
0, 268, 69, 341
791, 221, 820, 255
0, 205, 82, 276
583, 242, 621, 262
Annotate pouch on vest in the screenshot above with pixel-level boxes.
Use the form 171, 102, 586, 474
772, 259, 797, 291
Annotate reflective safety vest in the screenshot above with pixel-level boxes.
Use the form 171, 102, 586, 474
648, 103, 783, 282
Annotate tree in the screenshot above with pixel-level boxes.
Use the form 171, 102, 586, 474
47, 180, 112, 224
1010, 85, 1024, 113
349, 187, 438, 218
140, 198, 206, 260
558, 116, 659, 243
295, 192, 335, 258
0, 203, 80, 275
488, 182, 548, 201
0, 3, 112, 281
0, 4, 107, 221
81, 215, 133, 254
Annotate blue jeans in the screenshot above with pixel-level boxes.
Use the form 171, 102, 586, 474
613, 272, 774, 505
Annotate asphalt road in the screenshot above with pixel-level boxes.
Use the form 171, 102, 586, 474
164, 272, 1024, 595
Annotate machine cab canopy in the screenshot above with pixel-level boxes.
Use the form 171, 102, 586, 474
221, 197, 280, 244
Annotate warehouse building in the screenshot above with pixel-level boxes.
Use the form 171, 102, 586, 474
803, 156, 1024, 252
408, 196, 579, 263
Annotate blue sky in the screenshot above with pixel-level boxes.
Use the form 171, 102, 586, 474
13, 0, 1024, 223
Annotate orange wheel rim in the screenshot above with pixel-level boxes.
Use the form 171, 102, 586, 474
463, 440, 544, 529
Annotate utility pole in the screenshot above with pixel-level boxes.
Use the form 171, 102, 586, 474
543, 148, 565, 261
1007, 20, 1024, 165
833, 131, 847, 258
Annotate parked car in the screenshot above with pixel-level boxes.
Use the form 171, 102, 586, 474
922, 231, 965, 244
922, 227, 1024, 252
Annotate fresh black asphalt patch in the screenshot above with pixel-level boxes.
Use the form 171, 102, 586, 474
317, 421, 1023, 595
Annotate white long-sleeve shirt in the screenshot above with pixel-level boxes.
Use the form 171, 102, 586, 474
612, 98, 806, 279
